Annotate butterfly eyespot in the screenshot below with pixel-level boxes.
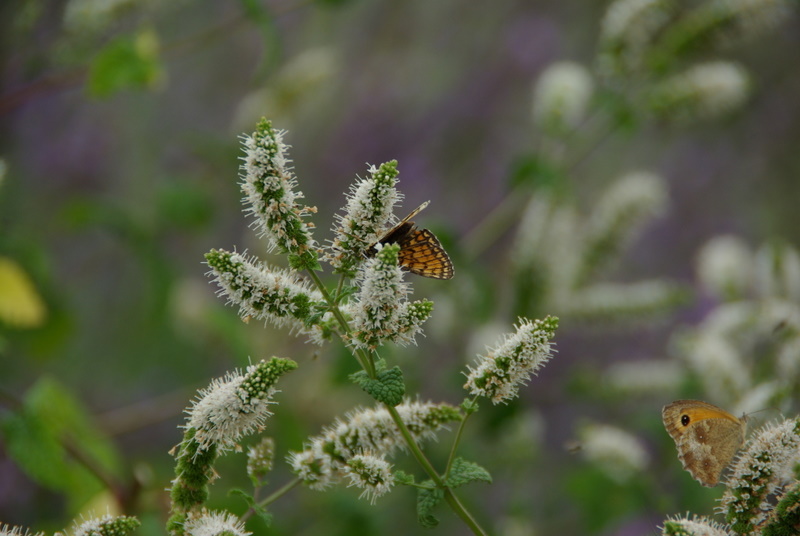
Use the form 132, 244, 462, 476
681, 414, 691, 426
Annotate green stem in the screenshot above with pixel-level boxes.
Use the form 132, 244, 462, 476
306, 269, 375, 377
305, 270, 485, 534
241, 477, 303, 522
444, 398, 477, 478
386, 405, 488, 536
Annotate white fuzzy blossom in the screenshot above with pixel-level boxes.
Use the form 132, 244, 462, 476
660, 514, 731, 536
185, 359, 295, 453
464, 316, 558, 404
349, 243, 433, 349
579, 171, 667, 284
721, 418, 800, 530
183, 511, 250, 536
682, 332, 750, 405
71, 515, 139, 536
532, 62, 594, 133
697, 235, 753, 300
326, 161, 402, 276
289, 400, 460, 489
240, 119, 317, 260
579, 423, 650, 483
562, 280, 685, 320
597, 0, 672, 79
205, 249, 324, 339
344, 453, 395, 504
648, 62, 750, 122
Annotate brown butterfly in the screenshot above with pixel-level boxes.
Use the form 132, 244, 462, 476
371, 201, 454, 280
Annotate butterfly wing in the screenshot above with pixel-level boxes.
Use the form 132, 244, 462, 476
662, 400, 746, 487
395, 228, 454, 280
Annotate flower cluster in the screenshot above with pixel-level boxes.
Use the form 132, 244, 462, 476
659, 514, 729, 536
240, 119, 318, 268
205, 249, 324, 338
71, 515, 140, 536
578, 422, 650, 483
720, 418, 800, 534
246, 436, 275, 486
532, 61, 594, 135
182, 511, 250, 536
464, 316, 558, 404
349, 243, 433, 349
185, 358, 297, 454
326, 161, 402, 277
289, 400, 461, 496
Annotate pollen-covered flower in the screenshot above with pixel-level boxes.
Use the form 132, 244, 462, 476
183, 511, 250, 536
720, 418, 800, 533
349, 243, 433, 349
247, 436, 275, 485
647, 62, 750, 122
289, 400, 461, 488
660, 514, 730, 536
205, 249, 324, 338
240, 119, 318, 267
344, 453, 395, 504
578, 422, 650, 483
185, 358, 297, 453
532, 61, 594, 134
71, 515, 140, 536
326, 161, 402, 276
464, 316, 558, 404
697, 235, 753, 300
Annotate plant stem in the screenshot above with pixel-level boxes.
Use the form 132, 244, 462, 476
444, 398, 477, 478
386, 405, 488, 536
305, 268, 486, 535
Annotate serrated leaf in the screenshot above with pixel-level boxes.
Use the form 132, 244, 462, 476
0, 377, 122, 512
350, 366, 405, 406
417, 481, 444, 529
446, 457, 492, 488
394, 470, 415, 486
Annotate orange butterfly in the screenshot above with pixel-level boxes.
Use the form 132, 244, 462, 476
372, 201, 454, 280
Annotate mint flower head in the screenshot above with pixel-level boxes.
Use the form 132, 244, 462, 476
183, 511, 250, 536
720, 418, 800, 534
349, 243, 433, 349
344, 453, 395, 504
289, 400, 461, 493
464, 316, 558, 404
660, 515, 729, 536
185, 358, 297, 454
326, 161, 402, 277
240, 119, 318, 269
205, 249, 324, 340
71, 515, 140, 536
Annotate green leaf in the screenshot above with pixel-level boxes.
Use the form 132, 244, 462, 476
446, 457, 492, 488
230, 488, 273, 526
417, 480, 444, 529
394, 470, 415, 486
460, 398, 479, 415
87, 28, 163, 98
0, 377, 122, 512
349, 366, 405, 406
